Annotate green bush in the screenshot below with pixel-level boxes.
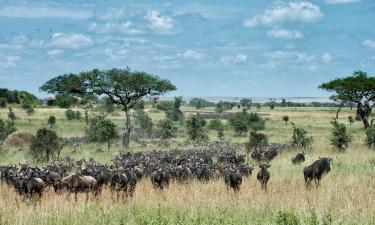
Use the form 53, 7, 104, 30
0, 98, 7, 108
291, 123, 313, 149
229, 111, 265, 136
65, 109, 81, 120
282, 115, 289, 125
85, 115, 118, 149
0, 118, 16, 143
208, 119, 224, 131
55, 94, 78, 108
30, 128, 61, 161
275, 210, 301, 225
157, 119, 177, 140
134, 109, 153, 136
48, 115, 56, 128
330, 119, 352, 151
186, 114, 208, 142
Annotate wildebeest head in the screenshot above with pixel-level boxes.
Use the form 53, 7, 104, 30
318, 157, 332, 173
259, 164, 271, 170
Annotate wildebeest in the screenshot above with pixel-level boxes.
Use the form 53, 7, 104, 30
303, 157, 332, 188
110, 171, 128, 199
151, 169, 170, 190
224, 169, 242, 192
53, 173, 98, 201
257, 164, 271, 191
11, 176, 45, 198
291, 152, 305, 164
238, 163, 254, 177
126, 168, 138, 197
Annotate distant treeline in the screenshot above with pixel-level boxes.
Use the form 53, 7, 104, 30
0, 88, 38, 105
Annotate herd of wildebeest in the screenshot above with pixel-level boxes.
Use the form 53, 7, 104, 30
0, 142, 332, 202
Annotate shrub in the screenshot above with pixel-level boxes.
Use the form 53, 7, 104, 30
85, 115, 119, 149
208, 119, 224, 131
48, 115, 56, 128
275, 210, 301, 225
157, 119, 177, 140
0, 119, 16, 144
365, 126, 375, 149
55, 94, 78, 108
65, 109, 81, 120
30, 128, 60, 161
186, 114, 208, 142
282, 115, 289, 125
5, 131, 33, 147
8, 108, 16, 122
26, 107, 35, 116
291, 122, 313, 149
134, 109, 153, 136
217, 129, 225, 142
330, 119, 352, 151
245, 131, 268, 161
0, 98, 7, 108
229, 111, 265, 136
348, 116, 354, 125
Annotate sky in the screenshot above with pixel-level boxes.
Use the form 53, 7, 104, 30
0, 0, 374, 98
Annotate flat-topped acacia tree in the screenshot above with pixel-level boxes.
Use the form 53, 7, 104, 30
319, 71, 375, 128
41, 68, 176, 149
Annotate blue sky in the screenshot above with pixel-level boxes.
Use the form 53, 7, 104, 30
0, 0, 374, 98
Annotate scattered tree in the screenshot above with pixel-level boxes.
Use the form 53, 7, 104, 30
282, 115, 289, 125
30, 128, 61, 161
290, 122, 313, 149
157, 118, 177, 141
165, 96, 184, 121
229, 110, 265, 136
348, 116, 354, 126
134, 109, 153, 137
240, 98, 252, 109
85, 115, 119, 149
186, 114, 208, 142
245, 131, 268, 162
330, 119, 352, 151
217, 129, 225, 142
208, 119, 224, 131
0, 98, 7, 108
319, 71, 375, 128
0, 118, 16, 145
48, 116, 56, 128
8, 108, 16, 122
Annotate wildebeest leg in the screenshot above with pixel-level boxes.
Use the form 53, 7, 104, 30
74, 191, 78, 202
85, 191, 89, 202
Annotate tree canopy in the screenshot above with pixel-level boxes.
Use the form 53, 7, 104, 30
319, 71, 375, 128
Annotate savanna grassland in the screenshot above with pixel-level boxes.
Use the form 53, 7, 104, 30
1, 105, 375, 225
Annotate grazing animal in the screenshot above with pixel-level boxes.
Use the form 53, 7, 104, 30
110, 172, 128, 199
126, 169, 138, 197
224, 169, 242, 192
303, 157, 332, 188
53, 173, 98, 201
12, 177, 45, 198
291, 152, 305, 164
238, 163, 254, 177
151, 169, 170, 190
257, 164, 271, 191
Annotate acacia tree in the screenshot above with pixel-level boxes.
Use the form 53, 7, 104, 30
319, 71, 375, 128
41, 68, 176, 150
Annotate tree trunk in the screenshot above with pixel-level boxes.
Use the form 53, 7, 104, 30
357, 101, 372, 129
123, 108, 131, 149
336, 103, 343, 119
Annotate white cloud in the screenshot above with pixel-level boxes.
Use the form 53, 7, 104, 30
97, 8, 125, 20
0, 6, 92, 19
267, 28, 303, 39
104, 48, 127, 60
0, 55, 21, 69
89, 22, 144, 34
178, 50, 205, 60
145, 10, 180, 35
49, 33, 93, 49
363, 40, 375, 48
220, 54, 247, 64
325, 0, 360, 4
244, 1, 323, 27
47, 49, 64, 56
264, 51, 316, 62
321, 53, 333, 63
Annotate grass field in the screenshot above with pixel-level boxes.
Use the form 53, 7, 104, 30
1, 105, 375, 224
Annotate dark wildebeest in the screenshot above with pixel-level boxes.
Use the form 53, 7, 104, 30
303, 157, 332, 188
11, 176, 45, 198
238, 163, 254, 177
291, 152, 305, 164
257, 164, 271, 191
126, 169, 138, 197
224, 169, 242, 192
110, 171, 128, 200
151, 169, 170, 190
